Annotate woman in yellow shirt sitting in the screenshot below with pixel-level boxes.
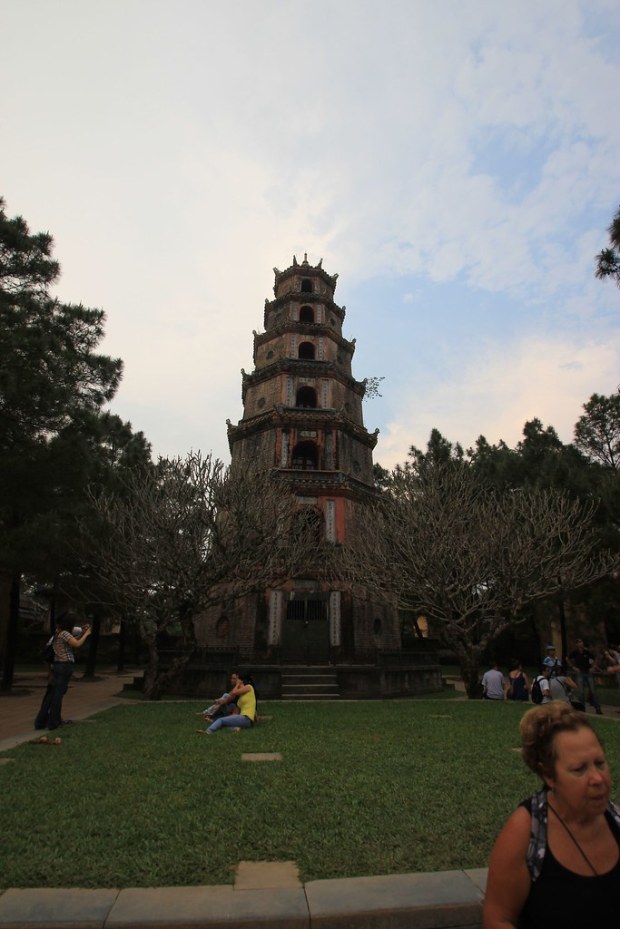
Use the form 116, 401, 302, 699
198, 674, 257, 734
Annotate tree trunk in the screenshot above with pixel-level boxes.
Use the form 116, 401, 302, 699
455, 645, 484, 699
117, 618, 126, 672
144, 652, 194, 701
48, 575, 59, 636
178, 601, 198, 653
558, 595, 568, 662
0, 572, 21, 694
83, 616, 101, 679
142, 635, 160, 698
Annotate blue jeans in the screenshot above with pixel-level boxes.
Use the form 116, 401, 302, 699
204, 693, 235, 720
576, 672, 600, 710
207, 715, 252, 733
48, 662, 74, 729
34, 680, 54, 729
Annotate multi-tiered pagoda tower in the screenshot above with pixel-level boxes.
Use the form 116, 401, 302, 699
195, 255, 441, 697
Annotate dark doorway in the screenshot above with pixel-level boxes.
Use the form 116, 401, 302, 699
281, 593, 329, 662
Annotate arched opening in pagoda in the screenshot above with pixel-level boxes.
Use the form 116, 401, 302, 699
296, 385, 317, 408
291, 440, 319, 470
298, 341, 315, 360
299, 305, 314, 323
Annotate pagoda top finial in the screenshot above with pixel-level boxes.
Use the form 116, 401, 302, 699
272, 254, 339, 294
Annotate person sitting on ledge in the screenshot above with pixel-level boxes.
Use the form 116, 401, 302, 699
197, 673, 257, 734
481, 661, 506, 700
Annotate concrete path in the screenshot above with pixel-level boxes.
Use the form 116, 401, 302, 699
0, 667, 136, 753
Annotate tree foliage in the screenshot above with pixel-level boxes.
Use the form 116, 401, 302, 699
85, 452, 330, 698
0, 202, 121, 446
595, 203, 620, 288
574, 391, 620, 471
363, 375, 385, 400
346, 459, 615, 697
0, 196, 146, 690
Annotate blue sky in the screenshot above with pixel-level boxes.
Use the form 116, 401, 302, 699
2, 0, 619, 468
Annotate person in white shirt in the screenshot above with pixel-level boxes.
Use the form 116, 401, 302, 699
533, 665, 552, 703
542, 645, 563, 677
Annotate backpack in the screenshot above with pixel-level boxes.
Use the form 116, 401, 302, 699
526, 789, 620, 881
531, 676, 544, 704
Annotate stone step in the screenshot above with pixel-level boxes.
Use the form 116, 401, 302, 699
281, 675, 337, 685
282, 681, 339, 693
281, 692, 340, 700
281, 669, 340, 700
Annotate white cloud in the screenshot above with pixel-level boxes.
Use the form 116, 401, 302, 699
1, 1, 619, 464
376, 333, 620, 468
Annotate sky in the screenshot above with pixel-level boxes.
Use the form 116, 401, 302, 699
2, 0, 619, 469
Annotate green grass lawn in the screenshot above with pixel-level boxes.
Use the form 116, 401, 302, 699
1, 697, 619, 889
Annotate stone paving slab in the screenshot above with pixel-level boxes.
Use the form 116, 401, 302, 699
235, 861, 301, 890
0, 888, 119, 929
462, 870, 487, 896
304, 869, 484, 929
241, 752, 283, 762
106, 885, 309, 928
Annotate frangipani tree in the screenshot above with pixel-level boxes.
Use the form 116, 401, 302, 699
346, 460, 615, 697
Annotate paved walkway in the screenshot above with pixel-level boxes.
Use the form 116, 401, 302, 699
0, 667, 136, 753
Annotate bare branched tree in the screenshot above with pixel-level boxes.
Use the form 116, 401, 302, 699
84, 452, 326, 697
346, 462, 616, 697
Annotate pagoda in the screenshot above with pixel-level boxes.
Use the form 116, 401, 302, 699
195, 255, 441, 697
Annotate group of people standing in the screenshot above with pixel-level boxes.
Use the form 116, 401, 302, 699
481, 638, 619, 713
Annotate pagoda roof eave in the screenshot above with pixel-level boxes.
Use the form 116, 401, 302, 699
228, 408, 379, 449
274, 469, 380, 500
254, 322, 354, 353
242, 359, 365, 397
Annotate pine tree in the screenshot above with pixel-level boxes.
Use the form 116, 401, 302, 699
0, 197, 126, 690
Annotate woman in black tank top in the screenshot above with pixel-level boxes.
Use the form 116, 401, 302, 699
483, 703, 620, 928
